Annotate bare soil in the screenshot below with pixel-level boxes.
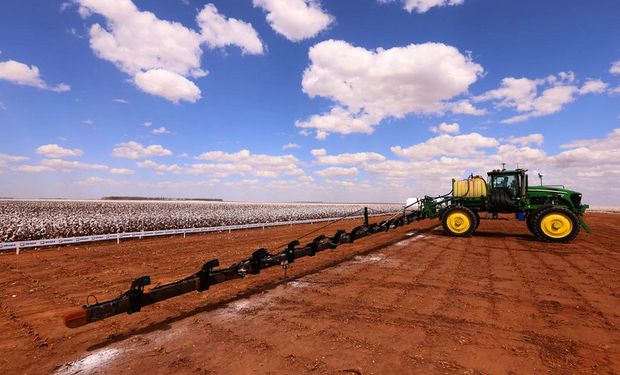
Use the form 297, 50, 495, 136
1, 213, 619, 374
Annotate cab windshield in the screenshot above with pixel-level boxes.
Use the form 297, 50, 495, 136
492, 174, 519, 197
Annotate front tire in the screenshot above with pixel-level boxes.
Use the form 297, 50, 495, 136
442, 206, 477, 237
533, 207, 580, 243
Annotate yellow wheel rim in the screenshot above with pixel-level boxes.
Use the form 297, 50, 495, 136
446, 211, 471, 234
540, 213, 573, 238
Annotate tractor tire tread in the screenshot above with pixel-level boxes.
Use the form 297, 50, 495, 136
532, 206, 580, 243
441, 206, 477, 237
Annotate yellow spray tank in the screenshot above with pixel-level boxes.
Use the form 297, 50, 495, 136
452, 176, 487, 198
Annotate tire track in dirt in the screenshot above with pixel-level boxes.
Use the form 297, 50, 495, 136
557, 254, 619, 297
531, 252, 617, 331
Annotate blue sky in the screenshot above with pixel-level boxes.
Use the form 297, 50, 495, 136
0, 0, 619, 203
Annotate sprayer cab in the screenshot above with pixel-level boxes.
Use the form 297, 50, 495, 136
486, 168, 527, 211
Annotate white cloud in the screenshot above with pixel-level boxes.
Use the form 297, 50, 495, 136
109, 168, 134, 175
136, 159, 183, 173
76, 177, 128, 186
197, 4, 264, 54
391, 133, 498, 160
36, 144, 84, 158
112, 98, 129, 104
135, 149, 307, 179
196, 149, 304, 177
430, 122, 460, 134
9, 158, 109, 173
297, 40, 483, 138
578, 79, 608, 95
60, 2, 72, 12
11, 165, 55, 173
504, 133, 544, 147
608, 86, 620, 95
610, 60, 620, 75
0, 101, 6, 110
282, 142, 301, 150
143, 121, 153, 127
315, 166, 358, 178
549, 129, 620, 171
379, 0, 465, 13
82, 119, 94, 125
151, 126, 171, 135
310, 148, 386, 165
134, 69, 201, 103
40, 158, 109, 172
111, 141, 173, 159
253, 0, 333, 41
446, 99, 486, 116
76, 0, 262, 102
0, 60, 70, 92
0, 153, 29, 162
185, 162, 254, 177
475, 72, 606, 124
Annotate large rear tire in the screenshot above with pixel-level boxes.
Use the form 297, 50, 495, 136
526, 213, 536, 234
442, 206, 477, 237
532, 206, 580, 243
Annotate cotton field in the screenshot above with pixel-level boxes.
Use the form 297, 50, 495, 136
0, 200, 401, 242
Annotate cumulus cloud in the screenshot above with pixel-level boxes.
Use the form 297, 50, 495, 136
253, 0, 333, 41
109, 168, 134, 175
610, 60, 620, 75
40, 158, 108, 172
310, 148, 386, 165
151, 126, 171, 135
504, 133, 544, 147
36, 144, 84, 158
76, 176, 128, 186
134, 69, 201, 103
296, 40, 483, 138
111, 141, 173, 159
136, 159, 183, 173
0, 153, 29, 162
135, 149, 306, 179
0, 60, 70, 92
391, 133, 498, 160
445, 99, 486, 116
197, 4, 264, 54
12, 158, 110, 173
578, 79, 608, 95
379, 0, 465, 13
76, 0, 262, 102
81, 119, 94, 125
195, 149, 304, 178
11, 165, 55, 173
315, 166, 358, 178
475, 72, 606, 124
283, 142, 301, 150
430, 122, 460, 134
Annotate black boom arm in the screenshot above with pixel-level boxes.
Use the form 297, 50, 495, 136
64, 209, 425, 328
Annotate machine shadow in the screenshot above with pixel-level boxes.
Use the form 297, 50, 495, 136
86, 223, 441, 351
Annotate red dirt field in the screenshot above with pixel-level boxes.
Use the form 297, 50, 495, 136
1, 213, 619, 374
